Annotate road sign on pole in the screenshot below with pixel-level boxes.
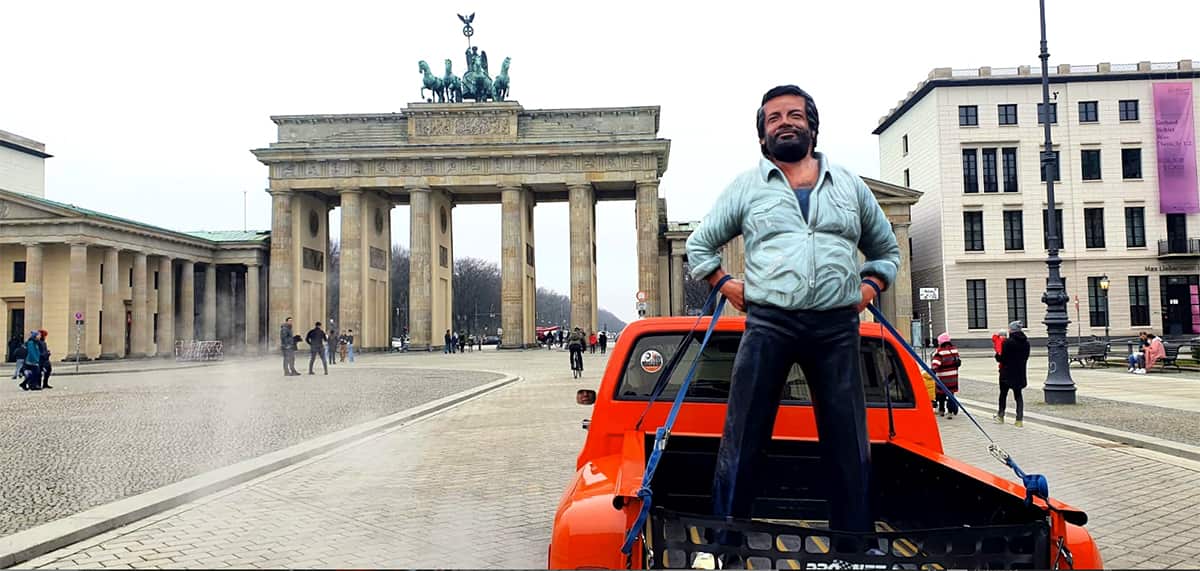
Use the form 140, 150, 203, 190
919, 288, 940, 301
636, 291, 647, 302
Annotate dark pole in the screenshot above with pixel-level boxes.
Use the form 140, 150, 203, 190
1038, 0, 1077, 404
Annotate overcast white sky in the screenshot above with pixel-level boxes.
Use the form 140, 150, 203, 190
2, 0, 1197, 323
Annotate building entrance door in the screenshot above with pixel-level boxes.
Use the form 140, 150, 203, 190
7, 308, 24, 361
1160, 275, 1200, 335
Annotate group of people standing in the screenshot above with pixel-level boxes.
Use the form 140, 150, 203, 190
923, 320, 1031, 427
443, 330, 480, 354
8, 330, 54, 391
278, 318, 354, 376
540, 328, 607, 354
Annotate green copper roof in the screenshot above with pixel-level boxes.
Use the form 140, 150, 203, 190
185, 230, 270, 243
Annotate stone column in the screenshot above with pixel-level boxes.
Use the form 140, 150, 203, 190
408, 188, 432, 350
157, 256, 174, 357
23, 243, 43, 331
100, 247, 123, 359
268, 190, 293, 350
179, 260, 195, 343
671, 250, 685, 317
203, 263, 217, 340
339, 188, 364, 340
500, 186, 525, 348
890, 220, 914, 342
130, 252, 149, 358
636, 180, 662, 317
245, 262, 260, 354
68, 242, 89, 360
568, 183, 596, 333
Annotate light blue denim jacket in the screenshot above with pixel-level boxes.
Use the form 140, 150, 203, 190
686, 153, 900, 311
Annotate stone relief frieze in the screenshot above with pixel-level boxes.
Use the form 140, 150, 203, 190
271, 153, 660, 180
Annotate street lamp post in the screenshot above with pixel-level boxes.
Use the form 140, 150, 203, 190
1038, 0, 1077, 404
1100, 274, 1111, 344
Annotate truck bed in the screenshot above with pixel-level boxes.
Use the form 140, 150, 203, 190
644, 435, 1051, 569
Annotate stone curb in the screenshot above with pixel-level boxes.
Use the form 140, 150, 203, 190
955, 396, 1200, 464
0, 373, 521, 569
51, 363, 219, 377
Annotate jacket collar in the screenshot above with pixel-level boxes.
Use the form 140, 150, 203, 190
758, 152, 832, 189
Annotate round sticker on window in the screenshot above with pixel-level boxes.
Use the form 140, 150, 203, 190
640, 350, 664, 374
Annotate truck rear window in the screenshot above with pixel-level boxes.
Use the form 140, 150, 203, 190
615, 333, 914, 407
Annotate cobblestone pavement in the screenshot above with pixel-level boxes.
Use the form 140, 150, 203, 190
951, 354, 1200, 446
19, 349, 1200, 570
0, 356, 500, 536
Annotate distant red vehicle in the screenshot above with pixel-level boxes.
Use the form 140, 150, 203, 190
549, 317, 1102, 569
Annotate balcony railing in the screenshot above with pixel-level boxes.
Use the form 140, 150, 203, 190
1158, 238, 1200, 256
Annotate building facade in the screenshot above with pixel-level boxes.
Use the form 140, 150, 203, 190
876, 60, 1200, 344
0, 133, 269, 362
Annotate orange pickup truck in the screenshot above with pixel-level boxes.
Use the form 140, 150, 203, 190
549, 316, 1102, 569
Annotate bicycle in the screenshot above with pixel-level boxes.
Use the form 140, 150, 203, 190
569, 345, 584, 378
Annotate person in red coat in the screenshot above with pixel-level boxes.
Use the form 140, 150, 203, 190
931, 332, 961, 418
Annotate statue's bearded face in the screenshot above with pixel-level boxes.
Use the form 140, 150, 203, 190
760, 95, 813, 163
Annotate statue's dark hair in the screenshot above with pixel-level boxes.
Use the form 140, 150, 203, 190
757, 85, 819, 157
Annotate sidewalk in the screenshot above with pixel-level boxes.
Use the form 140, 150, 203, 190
39, 356, 248, 377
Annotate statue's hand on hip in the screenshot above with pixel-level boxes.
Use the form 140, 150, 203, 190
720, 279, 746, 312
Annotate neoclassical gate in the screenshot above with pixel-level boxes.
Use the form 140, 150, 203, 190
253, 101, 671, 350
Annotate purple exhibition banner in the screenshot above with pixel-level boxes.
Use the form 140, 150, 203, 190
1154, 82, 1199, 214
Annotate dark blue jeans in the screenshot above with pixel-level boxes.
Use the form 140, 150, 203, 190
712, 304, 873, 533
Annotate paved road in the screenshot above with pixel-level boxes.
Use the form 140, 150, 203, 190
17, 348, 1200, 570
0, 357, 500, 536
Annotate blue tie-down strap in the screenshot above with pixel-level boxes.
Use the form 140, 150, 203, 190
621, 285, 729, 556
865, 305, 1052, 511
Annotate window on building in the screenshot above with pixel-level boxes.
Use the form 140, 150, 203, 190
1040, 150, 1061, 182
99, 311, 103, 340
1087, 276, 1110, 327
128, 267, 134, 287
962, 149, 979, 193
1043, 208, 1065, 250
1129, 276, 1150, 326
439, 246, 448, 268
100, 264, 104, 284
1002, 147, 1018, 192
902, 134, 909, 155
1119, 99, 1139, 121
959, 105, 978, 126
1122, 148, 1142, 179
13, 261, 26, 283
1084, 208, 1106, 248
963, 212, 985, 251
982, 148, 999, 193
1081, 149, 1102, 180
1079, 101, 1099, 123
1006, 278, 1027, 327
967, 280, 988, 329
998, 104, 1018, 125
903, 168, 910, 187
1003, 210, 1025, 251
153, 314, 159, 343
1125, 207, 1146, 247
154, 271, 159, 290
1038, 102, 1058, 124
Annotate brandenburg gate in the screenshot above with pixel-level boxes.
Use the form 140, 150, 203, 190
253, 102, 671, 350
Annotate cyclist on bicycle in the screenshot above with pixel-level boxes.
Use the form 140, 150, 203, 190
567, 327, 585, 374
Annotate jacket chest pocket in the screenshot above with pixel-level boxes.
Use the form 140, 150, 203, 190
814, 192, 860, 239
746, 197, 799, 239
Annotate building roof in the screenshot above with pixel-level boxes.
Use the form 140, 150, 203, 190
873, 59, 1199, 135
0, 129, 52, 159
185, 230, 270, 243
0, 188, 269, 247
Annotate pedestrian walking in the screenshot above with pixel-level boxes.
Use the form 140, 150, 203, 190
444, 329, 453, 354
306, 322, 328, 375
994, 321, 1030, 427
280, 317, 300, 376
345, 329, 355, 362
7, 334, 20, 363
11, 338, 27, 380
930, 332, 960, 418
599, 331, 608, 354
37, 329, 53, 389
589, 332, 598, 354
20, 331, 42, 391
